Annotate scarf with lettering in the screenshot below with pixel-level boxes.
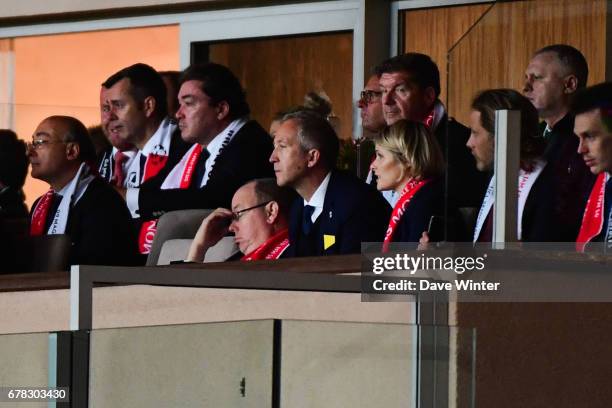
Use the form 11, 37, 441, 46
473, 160, 546, 242
30, 163, 94, 236
576, 172, 609, 252
241, 228, 290, 261
382, 178, 429, 252
125, 119, 174, 188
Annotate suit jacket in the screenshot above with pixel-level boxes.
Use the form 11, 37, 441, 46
392, 178, 445, 243
286, 170, 391, 257
31, 177, 139, 267
520, 162, 559, 242
541, 114, 596, 241
137, 120, 274, 219
435, 115, 489, 209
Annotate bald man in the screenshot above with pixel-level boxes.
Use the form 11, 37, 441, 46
28, 115, 138, 267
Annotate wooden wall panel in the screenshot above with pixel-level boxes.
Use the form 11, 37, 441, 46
404, 3, 492, 108
403, 0, 607, 126
209, 32, 353, 140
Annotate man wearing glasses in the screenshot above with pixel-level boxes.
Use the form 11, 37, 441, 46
376, 53, 487, 212
358, 74, 397, 206
186, 178, 295, 261
28, 116, 138, 267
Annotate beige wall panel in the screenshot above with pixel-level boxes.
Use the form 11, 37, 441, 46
0, 0, 221, 19
0, 332, 48, 408
280, 320, 416, 407
209, 32, 353, 140
90, 320, 274, 407
0, 285, 414, 334
403, 0, 607, 126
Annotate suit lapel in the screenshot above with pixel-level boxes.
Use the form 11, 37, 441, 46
320, 171, 340, 253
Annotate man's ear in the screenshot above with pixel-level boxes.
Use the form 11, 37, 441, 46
424, 86, 437, 107
143, 96, 156, 118
564, 75, 579, 94
266, 201, 280, 224
65, 142, 80, 161
306, 149, 321, 168
216, 101, 230, 121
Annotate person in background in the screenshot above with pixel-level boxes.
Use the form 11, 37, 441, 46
572, 82, 612, 251
159, 70, 181, 120
187, 178, 295, 262
466, 89, 556, 242
376, 53, 488, 210
359, 73, 397, 206
523, 44, 595, 240
371, 120, 445, 250
0, 130, 28, 219
28, 115, 138, 266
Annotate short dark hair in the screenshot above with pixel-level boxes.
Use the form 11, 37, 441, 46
252, 178, 297, 221
102, 63, 168, 120
0, 129, 28, 188
48, 116, 97, 164
180, 63, 250, 119
571, 82, 612, 132
375, 53, 441, 97
281, 110, 340, 170
535, 44, 589, 89
471, 89, 545, 171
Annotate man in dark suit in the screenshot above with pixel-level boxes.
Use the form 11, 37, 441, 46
270, 110, 391, 257
375, 53, 488, 211
523, 44, 596, 241
132, 63, 274, 225
572, 82, 612, 251
100, 63, 189, 192
28, 116, 138, 267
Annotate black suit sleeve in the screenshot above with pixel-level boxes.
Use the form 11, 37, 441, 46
137, 122, 274, 220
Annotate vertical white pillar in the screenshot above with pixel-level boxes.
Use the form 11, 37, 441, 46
493, 109, 521, 244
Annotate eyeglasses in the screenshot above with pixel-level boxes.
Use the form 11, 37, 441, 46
360, 90, 383, 105
27, 139, 65, 150
232, 201, 271, 221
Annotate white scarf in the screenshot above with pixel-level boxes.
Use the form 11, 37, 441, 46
126, 118, 175, 188
48, 163, 95, 235
473, 160, 546, 242
160, 118, 246, 189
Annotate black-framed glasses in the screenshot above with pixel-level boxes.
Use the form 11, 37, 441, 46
232, 201, 272, 221
360, 90, 382, 105
27, 139, 66, 150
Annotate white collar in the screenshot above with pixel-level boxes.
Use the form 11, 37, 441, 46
204, 117, 247, 158
303, 172, 331, 222
430, 100, 446, 132
112, 146, 137, 159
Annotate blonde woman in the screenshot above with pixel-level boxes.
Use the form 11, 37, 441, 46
371, 120, 445, 250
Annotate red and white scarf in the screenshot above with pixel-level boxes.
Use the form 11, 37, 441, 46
30, 163, 94, 236
576, 172, 609, 252
161, 118, 245, 190
382, 178, 429, 252
473, 161, 546, 242
241, 229, 290, 261
126, 118, 174, 188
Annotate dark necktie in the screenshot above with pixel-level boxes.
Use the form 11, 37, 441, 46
302, 205, 315, 235
193, 148, 211, 187
113, 151, 129, 187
